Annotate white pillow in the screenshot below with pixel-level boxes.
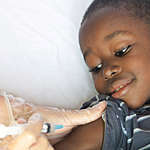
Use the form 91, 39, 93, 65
0, 0, 96, 108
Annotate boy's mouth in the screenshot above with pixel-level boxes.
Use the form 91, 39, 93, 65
108, 78, 135, 99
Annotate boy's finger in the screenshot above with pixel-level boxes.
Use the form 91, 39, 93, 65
7, 114, 43, 150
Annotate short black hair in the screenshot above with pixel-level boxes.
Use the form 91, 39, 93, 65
81, 0, 150, 25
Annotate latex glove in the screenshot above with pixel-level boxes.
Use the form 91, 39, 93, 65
0, 113, 54, 150
0, 92, 107, 144
35, 101, 106, 144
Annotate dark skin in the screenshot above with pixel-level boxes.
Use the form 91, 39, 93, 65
54, 7, 150, 149
54, 118, 104, 150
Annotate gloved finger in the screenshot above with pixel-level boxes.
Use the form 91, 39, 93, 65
60, 101, 107, 126
30, 135, 54, 150
37, 101, 106, 126
9, 95, 35, 123
7, 113, 43, 150
0, 96, 10, 125
47, 101, 106, 145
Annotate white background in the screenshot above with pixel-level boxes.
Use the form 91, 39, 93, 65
0, 0, 96, 109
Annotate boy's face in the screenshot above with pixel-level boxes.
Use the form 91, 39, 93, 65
79, 8, 150, 109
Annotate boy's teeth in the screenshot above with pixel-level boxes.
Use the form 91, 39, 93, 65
120, 85, 124, 88
115, 85, 124, 92
116, 88, 120, 92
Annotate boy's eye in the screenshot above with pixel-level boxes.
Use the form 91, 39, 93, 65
89, 64, 102, 73
115, 45, 132, 57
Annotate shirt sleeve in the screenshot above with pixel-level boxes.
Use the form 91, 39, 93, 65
102, 100, 129, 150
100, 98, 150, 150
81, 95, 150, 150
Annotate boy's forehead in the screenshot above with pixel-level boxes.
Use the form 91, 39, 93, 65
82, 9, 137, 30
80, 8, 149, 42
80, 11, 132, 45
79, 8, 150, 59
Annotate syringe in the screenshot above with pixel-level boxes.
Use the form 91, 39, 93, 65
0, 123, 64, 139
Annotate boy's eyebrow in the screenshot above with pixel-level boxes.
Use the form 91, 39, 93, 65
83, 31, 130, 61
104, 30, 130, 41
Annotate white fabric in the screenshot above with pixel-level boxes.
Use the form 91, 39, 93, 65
0, 0, 96, 109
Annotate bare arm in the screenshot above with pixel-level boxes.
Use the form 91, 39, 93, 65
54, 118, 104, 150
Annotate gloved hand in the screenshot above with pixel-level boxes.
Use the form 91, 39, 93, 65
0, 113, 54, 150
35, 101, 106, 144
0, 91, 107, 145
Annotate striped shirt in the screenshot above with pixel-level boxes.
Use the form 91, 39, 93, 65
81, 94, 150, 150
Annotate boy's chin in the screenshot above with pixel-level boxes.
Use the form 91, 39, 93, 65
125, 99, 146, 109
110, 95, 142, 109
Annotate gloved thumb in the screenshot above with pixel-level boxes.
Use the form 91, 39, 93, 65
60, 101, 106, 126
36, 101, 106, 128
7, 113, 43, 150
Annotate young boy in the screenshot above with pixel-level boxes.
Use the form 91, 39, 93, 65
54, 0, 150, 149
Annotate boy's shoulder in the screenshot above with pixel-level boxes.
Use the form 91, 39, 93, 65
81, 94, 150, 150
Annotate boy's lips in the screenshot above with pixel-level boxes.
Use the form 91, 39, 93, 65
108, 78, 135, 99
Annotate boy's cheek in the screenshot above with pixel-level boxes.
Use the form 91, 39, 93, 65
93, 76, 105, 93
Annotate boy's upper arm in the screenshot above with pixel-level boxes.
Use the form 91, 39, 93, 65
54, 118, 105, 150
55, 94, 150, 150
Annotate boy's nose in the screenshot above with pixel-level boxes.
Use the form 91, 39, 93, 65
103, 65, 122, 80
